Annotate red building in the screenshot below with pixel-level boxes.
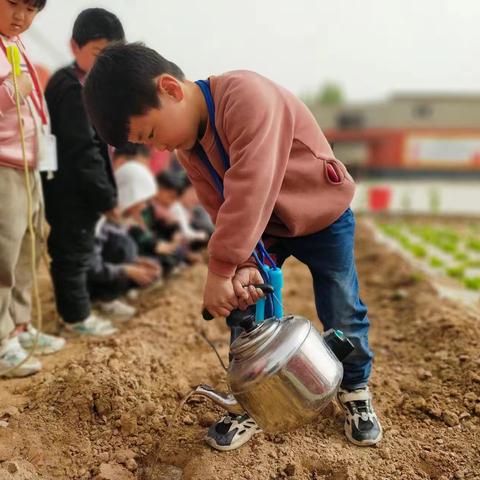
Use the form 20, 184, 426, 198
312, 94, 480, 178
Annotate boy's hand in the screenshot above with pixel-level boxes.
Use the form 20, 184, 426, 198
155, 240, 176, 255
232, 267, 265, 310
203, 270, 238, 318
135, 257, 161, 276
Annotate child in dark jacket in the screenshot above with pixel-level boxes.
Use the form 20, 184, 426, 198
42, 9, 125, 336
88, 217, 160, 320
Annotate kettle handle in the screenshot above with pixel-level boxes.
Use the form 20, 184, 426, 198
202, 284, 274, 321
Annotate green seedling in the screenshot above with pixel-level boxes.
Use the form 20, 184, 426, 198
446, 266, 465, 279
429, 257, 444, 268
463, 277, 480, 291
410, 244, 427, 258
467, 238, 480, 252
454, 251, 469, 262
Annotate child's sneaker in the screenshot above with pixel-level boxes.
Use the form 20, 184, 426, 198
0, 336, 42, 378
97, 299, 136, 321
17, 324, 66, 355
337, 386, 383, 446
63, 314, 118, 336
126, 289, 140, 301
205, 413, 262, 451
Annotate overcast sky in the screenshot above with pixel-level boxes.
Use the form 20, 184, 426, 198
23, 0, 480, 101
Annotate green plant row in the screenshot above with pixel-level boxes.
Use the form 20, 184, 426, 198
377, 221, 480, 290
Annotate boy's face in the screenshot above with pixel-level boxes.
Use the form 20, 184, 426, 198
0, 0, 39, 37
181, 186, 198, 209
128, 75, 199, 153
71, 38, 110, 73
156, 189, 177, 207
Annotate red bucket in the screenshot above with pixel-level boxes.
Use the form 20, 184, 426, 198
368, 186, 392, 211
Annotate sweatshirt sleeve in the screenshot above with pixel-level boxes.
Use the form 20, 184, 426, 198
207, 75, 295, 277
52, 83, 117, 212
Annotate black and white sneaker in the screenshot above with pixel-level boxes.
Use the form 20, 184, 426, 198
337, 386, 383, 446
205, 413, 262, 451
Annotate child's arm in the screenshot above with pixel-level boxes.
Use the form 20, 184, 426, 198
207, 76, 294, 278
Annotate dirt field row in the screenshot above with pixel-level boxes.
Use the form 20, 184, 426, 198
1, 220, 480, 480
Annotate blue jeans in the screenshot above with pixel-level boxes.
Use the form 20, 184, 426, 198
258, 208, 373, 389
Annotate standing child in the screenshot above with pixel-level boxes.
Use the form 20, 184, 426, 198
83, 43, 382, 450
41, 8, 124, 336
0, 0, 65, 378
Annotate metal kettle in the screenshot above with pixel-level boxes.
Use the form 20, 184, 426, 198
194, 301, 354, 433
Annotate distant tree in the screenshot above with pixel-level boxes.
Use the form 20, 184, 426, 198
302, 82, 344, 109
316, 83, 344, 106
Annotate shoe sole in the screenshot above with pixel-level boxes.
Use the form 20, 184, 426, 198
21, 345, 64, 355
108, 313, 136, 323
204, 427, 262, 451
343, 423, 383, 446
62, 327, 118, 337
19, 339, 66, 356
0, 365, 41, 378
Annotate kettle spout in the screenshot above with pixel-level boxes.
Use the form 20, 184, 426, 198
193, 384, 244, 415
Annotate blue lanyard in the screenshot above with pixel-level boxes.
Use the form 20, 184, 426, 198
194, 79, 284, 321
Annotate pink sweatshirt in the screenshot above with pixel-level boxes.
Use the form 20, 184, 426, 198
0, 35, 38, 169
178, 71, 355, 278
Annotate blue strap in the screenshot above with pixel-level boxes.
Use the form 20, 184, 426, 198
194, 143, 224, 196
195, 80, 230, 173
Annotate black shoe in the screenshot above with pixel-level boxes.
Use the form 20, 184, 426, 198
337, 386, 383, 446
205, 413, 261, 451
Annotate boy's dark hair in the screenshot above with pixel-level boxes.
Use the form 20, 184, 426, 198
24, 0, 46, 10
113, 143, 150, 160
83, 42, 185, 147
72, 8, 125, 48
156, 170, 187, 195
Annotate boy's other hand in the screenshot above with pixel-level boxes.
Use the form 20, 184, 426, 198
124, 264, 158, 287
232, 267, 265, 310
203, 270, 238, 318
135, 257, 161, 275
155, 241, 176, 255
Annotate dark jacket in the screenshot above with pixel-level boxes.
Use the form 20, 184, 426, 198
88, 220, 136, 300
42, 63, 117, 227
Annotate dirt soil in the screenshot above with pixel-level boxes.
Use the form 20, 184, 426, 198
1, 220, 480, 480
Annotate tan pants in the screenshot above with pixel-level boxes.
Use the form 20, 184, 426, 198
0, 167, 43, 342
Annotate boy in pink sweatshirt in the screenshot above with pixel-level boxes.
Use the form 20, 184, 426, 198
84, 43, 382, 450
0, 0, 65, 379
